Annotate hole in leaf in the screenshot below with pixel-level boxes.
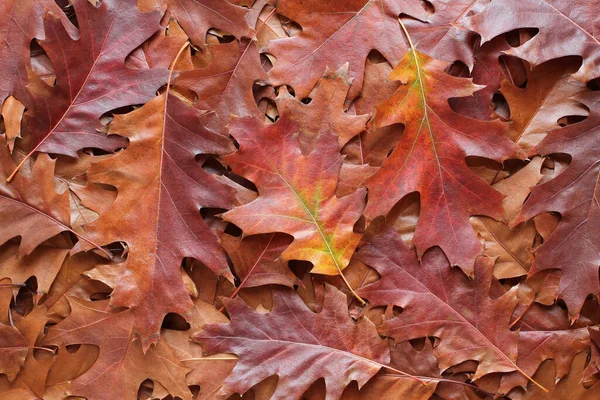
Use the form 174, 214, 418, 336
66, 344, 81, 354
104, 241, 128, 262
225, 170, 258, 192
55, 0, 79, 27
224, 222, 243, 237
30, 40, 56, 86
419, 0, 435, 15
206, 28, 236, 43
498, 54, 528, 88
162, 313, 190, 331
446, 60, 470, 78
137, 379, 154, 400
557, 115, 587, 127
189, 385, 201, 397
367, 49, 388, 64
492, 92, 510, 119
353, 215, 366, 234
289, 260, 313, 280
200, 156, 228, 175
505, 28, 539, 47
276, 14, 302, 37
387, 192, 420, 246
587, 78, 600, 91
409, 337, 426, 351
260, 53, 273, 72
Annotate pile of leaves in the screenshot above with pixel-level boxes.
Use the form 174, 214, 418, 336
1, 0, 600, 399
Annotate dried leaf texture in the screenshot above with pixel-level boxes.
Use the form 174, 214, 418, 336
176, 39, 266, 136
366, 49, 521, 274
462, 0, 600, 82
42, 298, 192, 400
23, 0, 168, 156
0, 145, 90, 256
195, 285, 392, 399
357, 224, 523, 380
223, 113, 366, 276
1, 0, 599, 398
517, 92, 600, 320
266, 0, 412, 99
75, 93, 236, 349
0, 0, 75, 105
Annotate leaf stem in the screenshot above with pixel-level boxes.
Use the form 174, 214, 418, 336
0, 283, 26, 288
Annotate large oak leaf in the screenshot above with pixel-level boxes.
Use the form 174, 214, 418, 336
365, 50, 521, 274
222, 113, 366, 276
21, 0, 168, 157
194, 285, 392, 399
42, 298, 192, 400
357, 224, 527, 381
75, 93, 236, 348
462, 0, 600, 83
516, 92, 600, 320
266, 0, 417, 99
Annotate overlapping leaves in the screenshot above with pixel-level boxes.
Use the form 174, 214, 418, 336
1, 0, 600, 399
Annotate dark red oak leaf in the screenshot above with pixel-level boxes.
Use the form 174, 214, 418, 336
516, 92, 600, 321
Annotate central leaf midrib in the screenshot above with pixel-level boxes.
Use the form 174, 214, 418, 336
248, 136, 342, 269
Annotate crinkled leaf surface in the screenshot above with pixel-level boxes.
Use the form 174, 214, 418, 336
223, 113, 366, 275
516, 93, 600, 320
194, 285, 391, 399
365, 50, 521, 274
75, 93, 236, 348
23, 0, 168, 156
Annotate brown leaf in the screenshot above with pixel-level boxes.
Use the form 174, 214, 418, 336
74, 93, 236, 348
42, 298, 192, 400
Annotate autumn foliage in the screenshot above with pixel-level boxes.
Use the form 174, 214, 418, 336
2, 0, 600, 399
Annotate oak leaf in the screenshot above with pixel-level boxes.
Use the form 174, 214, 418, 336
0, 144, 104, 257
167, 0, 252, 45
502, 58, 589, 150
222, 113, 366, 276
511, 352, 600, 399
176, 39, 266, 137
19, 0, 168, 159
462, 0, 600, 83
42, 298, 192, 400
266, 0, 417, 99
516, 93, 600, 320
220, 232, 298, 290
365, 49, 521, 273
0, 0, 75, 105
357, 223, 532, 382
75, 93, 236, 348
194, 285, 392, 399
